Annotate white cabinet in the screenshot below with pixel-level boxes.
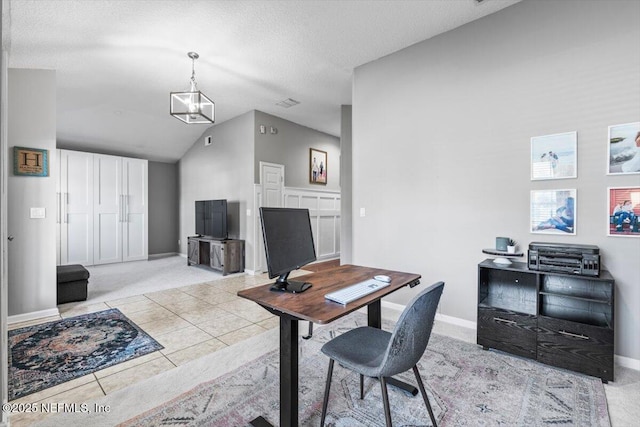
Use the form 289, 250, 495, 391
57, 150, 95, 265
93, 154, 148, 264
57, 149, 148, 266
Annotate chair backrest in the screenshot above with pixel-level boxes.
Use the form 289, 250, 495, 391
377, 281, 444, 377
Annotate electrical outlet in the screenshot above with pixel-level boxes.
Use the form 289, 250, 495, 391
360, 208, 366, 217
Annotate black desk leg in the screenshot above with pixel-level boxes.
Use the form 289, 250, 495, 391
281, 316, 299, 427
249, 316, 299, 427
367, 300, 419, 397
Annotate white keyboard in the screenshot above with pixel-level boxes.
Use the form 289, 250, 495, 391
324, 279, 390, 305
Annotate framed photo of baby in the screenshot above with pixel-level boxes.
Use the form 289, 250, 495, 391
608, 187, 640, 237
309, 148, 327, 185
531, 131, 577, 180
608, 122, 640, 175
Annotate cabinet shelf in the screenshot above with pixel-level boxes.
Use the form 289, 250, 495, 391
539, 291, 611, 305
479, 295, 536, 316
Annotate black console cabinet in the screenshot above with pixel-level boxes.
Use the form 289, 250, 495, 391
477, 259, 614, 382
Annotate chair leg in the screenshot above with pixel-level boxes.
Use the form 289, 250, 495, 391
360, 374, 364, 399
320, 359, 334, 426
380, 376, 393, 427
413, 365, 437, 427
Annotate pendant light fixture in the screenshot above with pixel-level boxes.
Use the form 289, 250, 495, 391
170, 52, 215, 124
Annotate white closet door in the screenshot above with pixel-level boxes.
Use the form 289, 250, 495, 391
59, 149, 94, 266
93, 154, 123, 264
122, 158, 148, 262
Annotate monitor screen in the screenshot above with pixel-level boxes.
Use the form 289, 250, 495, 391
260, 207, 316, 292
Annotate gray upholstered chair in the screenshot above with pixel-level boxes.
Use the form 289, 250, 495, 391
320, 281, 444, 427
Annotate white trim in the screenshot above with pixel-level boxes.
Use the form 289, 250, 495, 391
178, 252, 187, 258
8, 308, 60, 325
285, 186, 341, 195
148, 252, 178, 260
435, 313, 477, 330
615, 354, 640, 371
244, 269, 259, 275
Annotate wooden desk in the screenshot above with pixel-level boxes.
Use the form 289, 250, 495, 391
237, 264, 421, 427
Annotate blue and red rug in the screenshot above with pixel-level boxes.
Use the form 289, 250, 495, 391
8, 308, 163, 401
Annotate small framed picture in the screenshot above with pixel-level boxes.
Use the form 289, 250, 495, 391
13, 146, 49, 177
531, 189, 576, 235
608, 122, 640, 175
607, 186, 640, 237
309, 148, 327, 185
531, 131, 577, 180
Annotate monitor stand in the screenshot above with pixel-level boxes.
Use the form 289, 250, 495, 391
270, 274, 312, 293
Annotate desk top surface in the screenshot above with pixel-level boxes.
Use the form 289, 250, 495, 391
237, 264, 421, 324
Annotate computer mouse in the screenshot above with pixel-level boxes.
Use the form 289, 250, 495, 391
374, 275, 391, 283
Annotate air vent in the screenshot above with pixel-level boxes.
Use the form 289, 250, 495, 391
276, 98, 300, 108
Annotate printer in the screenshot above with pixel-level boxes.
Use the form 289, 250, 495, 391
528, 242, 600, 276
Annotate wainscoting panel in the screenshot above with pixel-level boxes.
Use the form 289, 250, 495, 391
284, 187, 341, 261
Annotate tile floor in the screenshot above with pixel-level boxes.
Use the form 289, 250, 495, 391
7, 271, 283, 426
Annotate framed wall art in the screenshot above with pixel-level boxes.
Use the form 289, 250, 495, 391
309, 148, 327, 185
608, 122, 640, 175
607, 186, 640, 237
531, 131, 577, 180
13, 146, 49, 177
530, 189, 576, 235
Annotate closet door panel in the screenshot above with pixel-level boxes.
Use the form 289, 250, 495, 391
93, 154, 122, 264
59, 150, 94, 266
122, 158, 148, 262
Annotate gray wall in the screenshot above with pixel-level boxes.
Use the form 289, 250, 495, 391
352, 0, 640, 360
178, 111, 255, 268
148, 161, 179, 255
7, 69, 57, 316
340, 105, 352, 264
254, 110, 340, 191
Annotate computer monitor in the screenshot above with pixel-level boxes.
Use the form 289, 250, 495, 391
259, 207, 316, 293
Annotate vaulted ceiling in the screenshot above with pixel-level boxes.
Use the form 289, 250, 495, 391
4, 0, 520, 162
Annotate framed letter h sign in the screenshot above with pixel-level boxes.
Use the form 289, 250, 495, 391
13, 146, 49, 177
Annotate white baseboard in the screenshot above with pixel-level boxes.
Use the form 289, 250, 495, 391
244, 269, 259, 275
615, 354, 640, 371
8, 308, 60, 325
148, 252, 178, 260
435, 313, 477, 330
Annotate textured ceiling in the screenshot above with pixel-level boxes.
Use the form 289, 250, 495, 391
4, 0, 520, 162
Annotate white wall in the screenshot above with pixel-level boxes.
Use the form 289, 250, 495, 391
352, 0, 640, 361
7, 69, 57, 316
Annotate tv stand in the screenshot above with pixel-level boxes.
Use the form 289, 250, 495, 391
187, 236, 245, 275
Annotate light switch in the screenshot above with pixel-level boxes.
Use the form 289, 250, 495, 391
246, 209, 252, 217
359, 207, 366, 217
30, 207, 46, 219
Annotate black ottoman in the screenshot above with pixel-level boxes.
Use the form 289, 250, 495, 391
57, 265, 90, 304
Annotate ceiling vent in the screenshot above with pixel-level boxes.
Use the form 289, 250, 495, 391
276, 98, 300, 108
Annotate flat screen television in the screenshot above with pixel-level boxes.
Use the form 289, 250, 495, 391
195, 199, 228, 240
260, 207, 316, 293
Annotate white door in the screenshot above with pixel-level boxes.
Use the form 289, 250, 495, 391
258, 162, 284, 272
261, 162, 284, 208
59, 150, 94, 265
122, 158, 148, 262
93, 154, 123, 264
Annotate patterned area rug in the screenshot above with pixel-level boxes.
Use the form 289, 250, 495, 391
121, 315, 610, 426
9, 308, 163, 401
